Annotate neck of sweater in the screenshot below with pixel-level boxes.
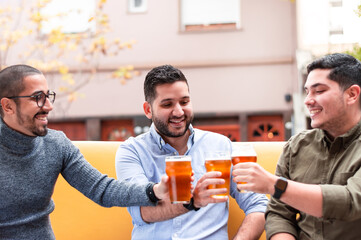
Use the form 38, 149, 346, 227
0, 118, 40, 154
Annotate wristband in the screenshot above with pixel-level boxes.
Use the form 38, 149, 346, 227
146, 182, 161, 203
183, 197, 200, 211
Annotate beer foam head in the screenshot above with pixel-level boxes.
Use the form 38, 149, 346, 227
165, 155, 192, 162
204, 151, 231, 160
231, 144, 257, 157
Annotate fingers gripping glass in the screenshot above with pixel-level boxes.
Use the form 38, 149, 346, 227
7, 91, 56, 108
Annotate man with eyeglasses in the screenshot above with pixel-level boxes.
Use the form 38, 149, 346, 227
0, 64, 168, 239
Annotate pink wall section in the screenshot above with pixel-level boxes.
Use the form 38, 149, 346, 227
5, 0, 298, 119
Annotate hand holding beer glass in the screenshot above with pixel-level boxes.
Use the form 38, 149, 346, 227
205, 152, 232, 199
165, 155, 192, 203
231, 143, 257, 188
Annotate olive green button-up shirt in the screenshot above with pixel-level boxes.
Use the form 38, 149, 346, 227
265, 120, 361, 240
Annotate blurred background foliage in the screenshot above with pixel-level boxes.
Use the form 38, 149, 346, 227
345, 3, 361, 61
0, 0, 139, 102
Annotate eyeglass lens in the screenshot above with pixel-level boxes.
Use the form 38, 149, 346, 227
36, 91, 56, 107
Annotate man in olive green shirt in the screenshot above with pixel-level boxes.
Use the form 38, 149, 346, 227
232, 53, 361, 239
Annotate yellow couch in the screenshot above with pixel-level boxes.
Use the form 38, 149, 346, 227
51, 141, 285, 240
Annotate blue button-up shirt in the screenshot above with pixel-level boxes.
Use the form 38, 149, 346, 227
115, 124, 268, 240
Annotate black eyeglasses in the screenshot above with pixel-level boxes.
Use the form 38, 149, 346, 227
7, 90, 56, 108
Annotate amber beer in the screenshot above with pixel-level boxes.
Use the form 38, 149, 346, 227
231, 144, 257, 184
205, 152, 232, 198
231, 155, 257, 165
165, 155, 192, 203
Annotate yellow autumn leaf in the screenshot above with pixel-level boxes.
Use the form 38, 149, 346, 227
126, 65, 134, 71
97, 36, 106, 46
59, 66, 69, 74
30, 12, 43, 23
58, 86, 69, 92
124, 72, 132, 79
62, 74, 75, 85
98, 0, 107, 9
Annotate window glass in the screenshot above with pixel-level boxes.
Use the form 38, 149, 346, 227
41, 0, 96, 34
180, 0, 241, 31
128, 0, 147, 13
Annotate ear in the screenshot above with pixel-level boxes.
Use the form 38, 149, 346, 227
143, 101, 152, 120
0, 98, 15, 115
345, 84, 360, 106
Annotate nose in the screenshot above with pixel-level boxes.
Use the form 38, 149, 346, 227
172, 103, 184, 117
42, 97, 54, 112
304, 93, 314, 106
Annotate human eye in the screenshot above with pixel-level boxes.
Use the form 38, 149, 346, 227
181, 100, 189, 105
180, 97, 190, 105
33, 92, 45, 102
315, 89, 325, 94
161, 102, 172, 108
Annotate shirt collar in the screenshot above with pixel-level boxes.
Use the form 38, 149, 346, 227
322, 119, 361, 150
149, 123, 195, 151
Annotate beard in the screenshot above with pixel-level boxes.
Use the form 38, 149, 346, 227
153, 114, 193, 138
16, 108, 48, 136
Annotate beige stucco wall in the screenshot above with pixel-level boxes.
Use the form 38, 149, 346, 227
3, 0, 298, 119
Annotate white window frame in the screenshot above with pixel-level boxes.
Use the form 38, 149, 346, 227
40, 0, 96, 34
128, 0, 148, 14
180, 0, 241, 32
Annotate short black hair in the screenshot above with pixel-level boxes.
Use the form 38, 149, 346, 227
0, 65, 42, 117
307, 53, 361, 91
144, 65, 188, 104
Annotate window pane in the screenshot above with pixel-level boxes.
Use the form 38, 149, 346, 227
41, 0, 95, 34
181, 0, 241, 31
128, 0, 148, 13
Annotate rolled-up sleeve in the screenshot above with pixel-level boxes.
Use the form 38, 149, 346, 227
322, 171, 361, 221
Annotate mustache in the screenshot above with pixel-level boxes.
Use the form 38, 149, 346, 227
35, 111, 49, 117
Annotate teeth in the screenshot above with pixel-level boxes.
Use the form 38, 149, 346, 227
36, 116, 47, 121
170, 119, 183, 123
310, 109, 321, 115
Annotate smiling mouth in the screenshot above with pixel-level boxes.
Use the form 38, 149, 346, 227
169, 118, 185, 127
170, 119, 183, 123
35, 112, 49, 122
309, 109, 321, 117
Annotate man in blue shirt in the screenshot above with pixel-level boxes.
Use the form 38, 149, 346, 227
115, 65, 268, 239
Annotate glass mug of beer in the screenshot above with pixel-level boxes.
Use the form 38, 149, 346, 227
165, 155, 192, 203
205, 151, 232, 198
231, 143, 257, 184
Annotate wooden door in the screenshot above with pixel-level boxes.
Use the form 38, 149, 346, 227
194, 124, 241, 142
101, 119, 134, 141
48, 121, 87, 140
248, 115, 284, 141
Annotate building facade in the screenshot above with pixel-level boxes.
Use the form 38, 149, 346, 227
4, 0, 299, 141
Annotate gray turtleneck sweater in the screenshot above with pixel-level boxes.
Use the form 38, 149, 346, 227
0, 118, 155, 239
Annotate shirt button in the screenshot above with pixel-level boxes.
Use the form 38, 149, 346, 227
174, 152, 177, 155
